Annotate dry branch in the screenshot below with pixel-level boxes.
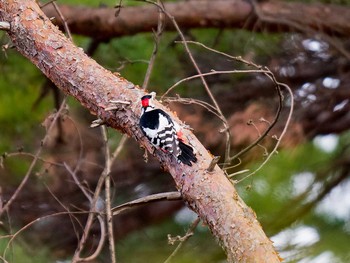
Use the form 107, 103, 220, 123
41, 0, 350, 38
0, 0, 280, 262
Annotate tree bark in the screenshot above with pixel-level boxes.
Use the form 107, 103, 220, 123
0, 0, 281, 262
41, 0, 350, 39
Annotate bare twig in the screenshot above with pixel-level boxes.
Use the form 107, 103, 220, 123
65, 115, 85, 180
164, 95, 224, 122
39, 0, 56, 8
0, 97, 68, 218
100, 126, 116, 263
207, 156, 221, 172
180, 41, 285, 163
110, 134, 128, 164
2, 152, 64, 167
66, 150, 107, 262
164, 217, 200, 263
3, 211, 89, 260
222, 158, 242, 171
43, 182, 85, 254
79, 215, 106, 262
160, 69, 270, 100
70, 132, 127, 262
237, 81, 294, 183
183, 40, 263, 68
66, 162, 106, 263
0, 255, 9, 263
160, 68, 267, 133
69, 130, 127, 262
142, 0, 165, 90
172, 40, 293, 182
51, 1, 72, 41
112, 192, 182, 215
64, 163, 92, 203
228, 83, 282, 162
247, 119, 262, 137
227, 169, 250, 179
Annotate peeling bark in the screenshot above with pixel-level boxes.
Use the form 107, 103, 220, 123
41, 0, 350, 39
0, 0, 281, 262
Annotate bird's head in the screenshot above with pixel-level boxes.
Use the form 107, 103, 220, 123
141, 92, 156, 108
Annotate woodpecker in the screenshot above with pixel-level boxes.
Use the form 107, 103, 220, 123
139, 94, 197, 166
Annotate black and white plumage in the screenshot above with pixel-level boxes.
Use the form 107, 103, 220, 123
139, 94, 197, 166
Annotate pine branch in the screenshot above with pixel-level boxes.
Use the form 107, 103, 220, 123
0, 1, 280, 262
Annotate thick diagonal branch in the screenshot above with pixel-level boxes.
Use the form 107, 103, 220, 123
41, 0, 350, 38
0, 1, 280, 262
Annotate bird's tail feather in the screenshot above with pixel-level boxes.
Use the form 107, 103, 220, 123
178, 141, 197, 166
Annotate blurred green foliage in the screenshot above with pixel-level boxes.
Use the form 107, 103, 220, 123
0, 233, 49, 263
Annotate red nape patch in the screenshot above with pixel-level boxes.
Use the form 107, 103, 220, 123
141, 98, 149, 107
176, 131, 184, 141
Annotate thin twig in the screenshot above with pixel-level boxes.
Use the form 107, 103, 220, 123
70, 132, 127, 262
101, 126, 116, 263
51, 2, 72, 41
142, 0, 164, 90
110, 134, 128, 164
181, 41, 284, 163
70, 170, 106, 262
79, 215, 106, 262
63, 115, 85, 189
229, 70, 284, 162
3, 152, 64, 167
237, 81, 294, 183
160, 69, 269, 100
3, 211, 89, 260
66, 162, 106, 263
164, 96, 224, 122
39, 0, 56, 8
170, 24, 231, 165
174, 40, 293, 181
247, 119, 262, 137
182, 40, 263, 69
44, 182, 85, 252
164, 217, 200, 263
206, 156, 221, 172
0, 255, 9, 263
0, 96, 67, 218
222, 158, 242, 171
64, 163, 92, 203
112, 192, 182, 215
227, 169, 250, 179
